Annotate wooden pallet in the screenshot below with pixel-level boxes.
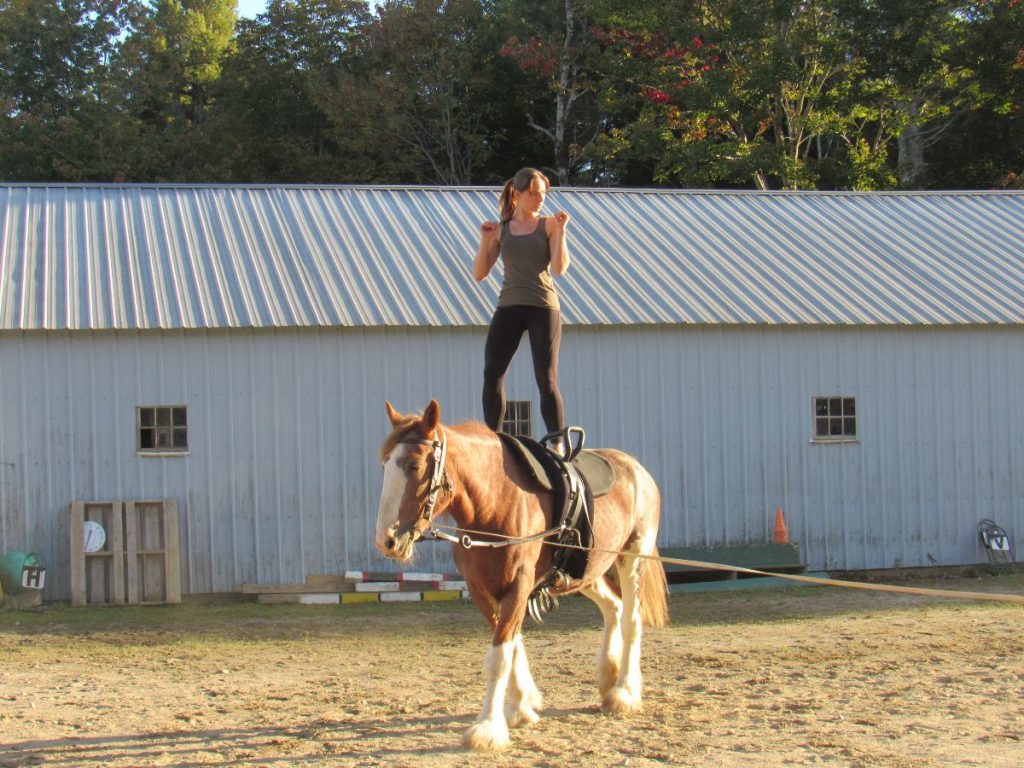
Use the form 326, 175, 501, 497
125, 500, 181, 605
70, 501, 125, 606
70, 499, 181, 606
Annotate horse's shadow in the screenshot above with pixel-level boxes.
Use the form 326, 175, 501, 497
0, 707, 597, 765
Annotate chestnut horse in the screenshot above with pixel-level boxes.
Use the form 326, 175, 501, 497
375, 400, 668, 751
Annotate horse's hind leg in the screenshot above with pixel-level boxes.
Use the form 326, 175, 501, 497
580, 575, 623, 698
505, 635, 543, 727
604, 549, 645, 713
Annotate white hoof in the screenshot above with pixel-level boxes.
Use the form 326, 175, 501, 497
463, 719, 511, 751
602, 686, 642, 714
525, 687, 544, 712
505, 703, 541, 729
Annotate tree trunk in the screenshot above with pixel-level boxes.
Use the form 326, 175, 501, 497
897, 98, 926, 188
552, 0, 575, 186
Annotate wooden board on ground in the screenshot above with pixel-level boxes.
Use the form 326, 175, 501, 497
660, 542, 808, 583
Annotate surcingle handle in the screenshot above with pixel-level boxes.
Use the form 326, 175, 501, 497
542, 426, 586, 461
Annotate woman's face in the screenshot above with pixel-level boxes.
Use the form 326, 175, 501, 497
514, 178, 547, 216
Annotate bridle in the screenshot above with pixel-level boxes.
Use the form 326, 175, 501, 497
393, 426, 563, 553
398, 427, 452, 539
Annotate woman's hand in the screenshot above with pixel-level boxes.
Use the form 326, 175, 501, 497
480, 220, 499, 241
473, 221, 501, 281
548, 212, 571, 275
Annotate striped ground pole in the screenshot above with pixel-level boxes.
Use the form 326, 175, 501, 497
343, 571, 462, 583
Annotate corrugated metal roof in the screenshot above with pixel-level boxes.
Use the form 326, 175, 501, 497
1, 183, 1022, 330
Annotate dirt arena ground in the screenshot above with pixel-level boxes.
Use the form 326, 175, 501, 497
1, 573, 1022, 768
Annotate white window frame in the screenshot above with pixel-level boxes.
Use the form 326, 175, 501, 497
137, 405, 189, 456
811, 396, 858, 444
501, 400, 533, 438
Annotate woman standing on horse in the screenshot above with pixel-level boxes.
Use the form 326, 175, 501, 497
473, 167, 571, 443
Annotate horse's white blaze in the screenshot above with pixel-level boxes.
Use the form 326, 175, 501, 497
375, 446, 408, 553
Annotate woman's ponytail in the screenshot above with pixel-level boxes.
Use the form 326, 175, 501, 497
498, 178, 517, 223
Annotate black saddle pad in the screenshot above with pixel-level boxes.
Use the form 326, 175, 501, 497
498, 433, 616, 497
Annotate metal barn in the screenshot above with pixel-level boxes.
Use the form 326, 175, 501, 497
1, 184, 1022, 600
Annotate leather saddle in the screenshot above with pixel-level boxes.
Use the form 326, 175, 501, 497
498, 430, 616, 582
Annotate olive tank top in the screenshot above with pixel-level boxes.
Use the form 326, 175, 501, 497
497, 217, 560, 310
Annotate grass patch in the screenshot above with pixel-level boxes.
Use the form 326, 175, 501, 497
1, 572, 1019, 644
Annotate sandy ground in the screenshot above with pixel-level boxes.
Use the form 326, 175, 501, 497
1, 574, 1023, 768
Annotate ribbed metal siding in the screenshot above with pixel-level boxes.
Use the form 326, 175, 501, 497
556, 326, 1024, 570
0, 327, 488, 598
3, 185, 1024, 330
2, 325, 1022, 599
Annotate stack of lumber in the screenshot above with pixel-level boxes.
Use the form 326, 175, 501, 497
238, 571, 468, 605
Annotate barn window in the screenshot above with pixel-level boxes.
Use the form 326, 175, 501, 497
813, 397, 856, 441
501, 400, 532, 438
137, 406, 188, 454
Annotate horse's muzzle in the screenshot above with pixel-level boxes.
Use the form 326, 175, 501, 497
378, 525, 419, 561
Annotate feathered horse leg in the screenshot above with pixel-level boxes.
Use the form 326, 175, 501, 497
505, 635, 543, 727
604, 547, 645, 713
463, 573, 534, 751
580, 575, 624, 698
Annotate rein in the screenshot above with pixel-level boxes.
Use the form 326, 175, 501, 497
429, 522, 566, 550
427, 521, 1024, 606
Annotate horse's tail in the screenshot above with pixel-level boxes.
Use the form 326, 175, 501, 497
638, 546, 669, 628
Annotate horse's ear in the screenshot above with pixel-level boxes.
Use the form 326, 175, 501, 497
421, 399, 441, 436
385, 401, 403, 427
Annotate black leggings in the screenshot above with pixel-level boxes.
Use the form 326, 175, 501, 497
482, 305, 564, 434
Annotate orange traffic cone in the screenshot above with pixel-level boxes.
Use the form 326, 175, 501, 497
773, 508, 789, 544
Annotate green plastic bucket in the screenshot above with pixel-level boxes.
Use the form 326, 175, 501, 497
0, 551, 45, 595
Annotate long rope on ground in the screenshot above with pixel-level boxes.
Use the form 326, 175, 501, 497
429, 522, 1024, 605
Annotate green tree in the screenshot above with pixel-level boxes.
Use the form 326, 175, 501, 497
118, 0, 238, 179
584, 0, 991, 189
348, 0, 509, 184
218, 0, 372, 181
496, 0, 608, 185
923, 0, 1024, 187
146, 0, 237, 124
0, 0, 145, 180
839, 0, 985, 188
655, 0, 896, 189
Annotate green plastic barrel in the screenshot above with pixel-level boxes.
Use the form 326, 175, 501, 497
0, 551, 44, 595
